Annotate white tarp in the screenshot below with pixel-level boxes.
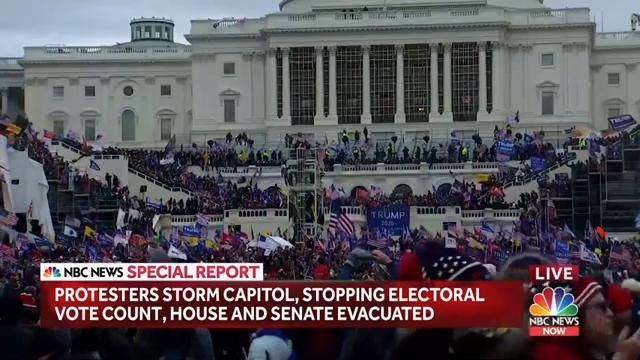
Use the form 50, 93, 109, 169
250, 236, 293, 251
7, 148, 54, 238
0, 136, 13, 211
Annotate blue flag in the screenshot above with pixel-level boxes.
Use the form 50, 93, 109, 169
90, 159, 101, 171
524, 133, 534, 144
34, 236, 52, 248
56, 234, 72, 247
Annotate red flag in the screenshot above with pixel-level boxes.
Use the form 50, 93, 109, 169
43, 130, 56, 140
129, 234, 146, 247
221, 233, 232, 245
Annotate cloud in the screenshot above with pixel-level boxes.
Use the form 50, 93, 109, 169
0, 0, 635, 56
0, 0, 277, 56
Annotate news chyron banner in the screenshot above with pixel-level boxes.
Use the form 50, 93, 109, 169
40, 263, 524, 328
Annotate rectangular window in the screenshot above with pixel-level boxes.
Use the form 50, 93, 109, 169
542, 91, 554, 115
277, 52, 283, 117
223, 62, 236, 75
144, 26, 151, 38
404, 44, 430, 123
541, 53, 554, 67
290, 47, 315, 125
608, 73, 620, 85
53, 86, 64, 98
84, 119, 96, 141
437, 45, 444, 114
336, 46, 363, 124
161, 84, 172, 96
53, 120, 64, 138
224, 99, 236, 123
155, 26, 162, 38
160, 118, 172, 140
323, 48, 329, 117
486, 43, 493, 114
452, 42, 479, 122
370, 45, 396, 124
608, 107, 621, 117
84, 86, 95, 97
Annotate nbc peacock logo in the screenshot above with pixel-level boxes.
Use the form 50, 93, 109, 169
529, 287, 580, 336
529, 287, 579, 317
43, 266, 61, 278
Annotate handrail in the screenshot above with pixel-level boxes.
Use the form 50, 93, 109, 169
52, 140, 195, 196
502, 154, 576, 190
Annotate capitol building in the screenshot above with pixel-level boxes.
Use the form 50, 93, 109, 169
1, 0, 639, 146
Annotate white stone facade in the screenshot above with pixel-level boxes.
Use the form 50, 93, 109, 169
2, 2, 640, 146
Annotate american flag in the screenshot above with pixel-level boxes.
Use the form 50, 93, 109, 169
609, 243, 631, 267
0, 209, 18, 226
366, 238, 387, 249
329, 202, 354, 235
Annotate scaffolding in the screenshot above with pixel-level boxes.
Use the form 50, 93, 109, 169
600, 127, 640, 233
286, 147, 324, 242
46, 158, 118, 234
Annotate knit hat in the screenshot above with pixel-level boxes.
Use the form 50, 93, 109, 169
248, 329, 293, 360
573, 277, 603, 307
425, 255, 487, 281
621, 278, 640, 293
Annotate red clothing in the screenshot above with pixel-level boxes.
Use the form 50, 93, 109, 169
532, 340, 585, 360
398, 252, 422, 280
608, 285, 633, 314
313, 264, 330, 280
19, 293, 37, 313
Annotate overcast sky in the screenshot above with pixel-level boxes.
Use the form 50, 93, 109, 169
0, 0, 636, 57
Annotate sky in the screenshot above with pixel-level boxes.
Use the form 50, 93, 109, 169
0, 0, 636, 57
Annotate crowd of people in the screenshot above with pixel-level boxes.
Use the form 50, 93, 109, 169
3, 219, 640, 359
2, 126, 640, 359
318, 126, 568, 170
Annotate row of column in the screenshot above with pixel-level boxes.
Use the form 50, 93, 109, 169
0, 87, 8, 115
266, 42, 504, 124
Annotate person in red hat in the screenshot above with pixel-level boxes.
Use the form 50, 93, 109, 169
532, 277, 640, 360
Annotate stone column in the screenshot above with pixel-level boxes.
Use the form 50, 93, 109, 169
491, 42, 505, 117
429, 44, 440, 118
266, 49, 278, 121
281, 48, 291, 124
478, 42, 490, 120
361, 45, 372, 124
0, 87, 7, 115
443, 43, 453, 119
395, 44, 406, 123
314, 46, 325, 122
328, 46, 338, 123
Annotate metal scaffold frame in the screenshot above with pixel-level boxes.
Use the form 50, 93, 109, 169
286, 147, 324, 242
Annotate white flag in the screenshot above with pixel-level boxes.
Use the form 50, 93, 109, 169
168, 245, 187, 260
580, 244, 601, 265
63, 225, 78, 238
113, 233, 128, 246
445, 236, 457, 249
116, 209, 126, 230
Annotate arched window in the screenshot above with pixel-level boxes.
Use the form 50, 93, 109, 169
122, 110, 135, 141
392, 184, 413, 197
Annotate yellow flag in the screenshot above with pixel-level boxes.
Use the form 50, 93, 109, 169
205, 240, 218, 250
470, 238, 485, 251
476, 174, 490, 183
84, 226, 96, 239
184, 236, 199, 246
5, 123, 21, 135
